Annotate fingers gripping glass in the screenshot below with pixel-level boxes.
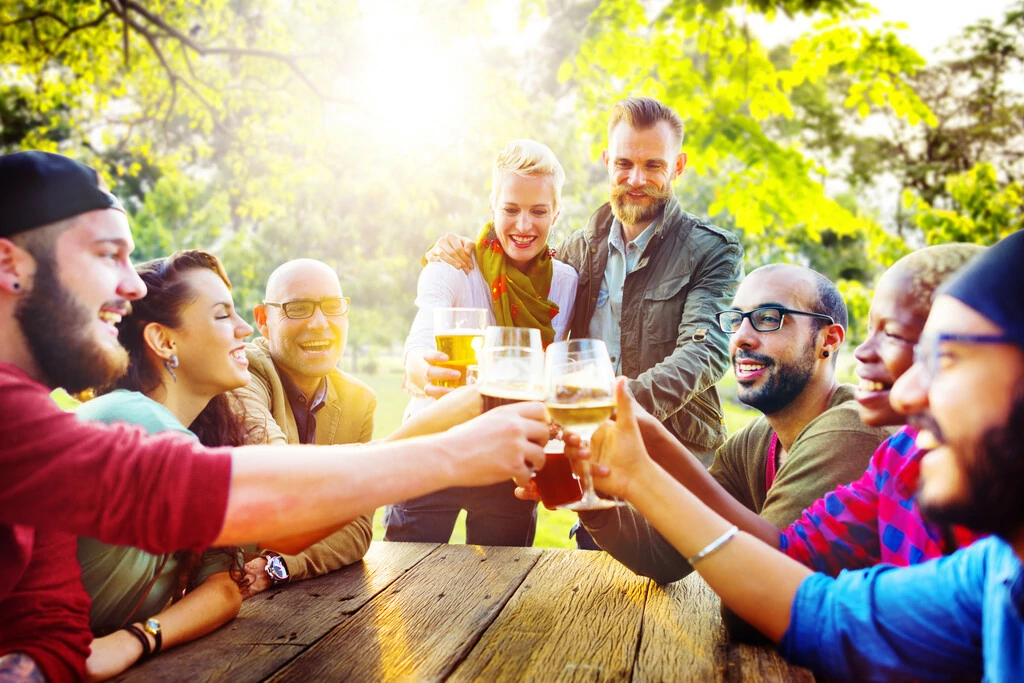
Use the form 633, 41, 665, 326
545, 339, 623, 512
716, 306, 835, 333
264, 297, 350, 319
913, 333, 1015, 383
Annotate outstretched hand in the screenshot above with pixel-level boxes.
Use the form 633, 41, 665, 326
448, 401, 549, 488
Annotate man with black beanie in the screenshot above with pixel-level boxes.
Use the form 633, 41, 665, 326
0, 151, 551, 681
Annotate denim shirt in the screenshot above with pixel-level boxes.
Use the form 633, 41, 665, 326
587, 217, 659, 374
780, 535, 1024, 682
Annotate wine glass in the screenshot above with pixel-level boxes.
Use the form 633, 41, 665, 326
433, 308, 487, 388
483, 326, 541, 350
544, 339, 622, 511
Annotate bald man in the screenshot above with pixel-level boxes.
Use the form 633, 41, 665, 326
235, 259, 376, 597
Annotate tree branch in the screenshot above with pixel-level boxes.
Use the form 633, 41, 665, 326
119, 0, 335, 102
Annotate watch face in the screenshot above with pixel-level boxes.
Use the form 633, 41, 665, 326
267, 556, 289, 582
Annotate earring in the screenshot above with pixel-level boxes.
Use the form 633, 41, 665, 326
11, 281, 20, 291
821, 349, 830, 359
164, 354, 179, 382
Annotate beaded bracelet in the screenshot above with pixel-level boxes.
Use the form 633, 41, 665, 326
123, 624, 152, 661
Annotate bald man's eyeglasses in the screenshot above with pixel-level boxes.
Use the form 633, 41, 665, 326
716, 306, 834, 334
264, 297, 350, 319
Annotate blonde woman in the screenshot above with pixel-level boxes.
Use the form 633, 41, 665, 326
386, 140, 577, 546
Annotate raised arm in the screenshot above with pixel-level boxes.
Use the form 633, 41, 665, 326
1, 373, 549, 555
628, 240, 742, 423
581, 403, 781, 584
586, 379, 809, 642
215, 401, 548, 548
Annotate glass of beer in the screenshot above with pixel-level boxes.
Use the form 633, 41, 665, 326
483, 326, 541, 350
544, 339, 622, 511
478, 346, 583, 509
433, 308, 487, 388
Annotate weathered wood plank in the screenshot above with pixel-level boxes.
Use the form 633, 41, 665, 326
635, 573, 813, 683
448, 548, 649, 682
266, 544, 544, 682
116, 541, 439, 683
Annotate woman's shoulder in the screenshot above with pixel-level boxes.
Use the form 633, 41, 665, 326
552, 258, 579, 283
421, 257, 478, 283
76, 389, 193, 437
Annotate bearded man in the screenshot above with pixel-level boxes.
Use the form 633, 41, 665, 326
580, 264, 894, 592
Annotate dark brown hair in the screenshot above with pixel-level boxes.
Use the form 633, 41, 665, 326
104, 249, 253, 448
608, 97, 685, 148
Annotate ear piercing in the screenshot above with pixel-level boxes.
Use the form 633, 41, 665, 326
164, 354, 179, 382
821, 350, 830, 358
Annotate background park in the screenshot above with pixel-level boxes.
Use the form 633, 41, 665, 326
5, 0, 1020, 547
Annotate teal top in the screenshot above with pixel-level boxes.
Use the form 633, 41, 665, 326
76, 390, 238, 634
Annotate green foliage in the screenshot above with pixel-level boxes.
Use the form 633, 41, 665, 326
903, 163, 1023, 246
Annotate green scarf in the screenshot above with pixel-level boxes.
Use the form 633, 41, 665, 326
475, 222, 559, 347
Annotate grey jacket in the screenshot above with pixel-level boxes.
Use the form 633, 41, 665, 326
556, 197, 743, 460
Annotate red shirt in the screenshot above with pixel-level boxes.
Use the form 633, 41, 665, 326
0, 363, 233, 682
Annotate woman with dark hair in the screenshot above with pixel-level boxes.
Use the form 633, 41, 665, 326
75, 250, 255, 681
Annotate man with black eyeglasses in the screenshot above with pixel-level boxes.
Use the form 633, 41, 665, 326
235, 258, 377, 597
579, 264, 894, 605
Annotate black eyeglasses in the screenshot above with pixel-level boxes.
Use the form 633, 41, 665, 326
913, 333, 1015, 384
716, 306, 835, 334
264, 297, 350, 320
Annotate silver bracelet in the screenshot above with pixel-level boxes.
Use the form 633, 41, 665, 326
687, 525, 739, 567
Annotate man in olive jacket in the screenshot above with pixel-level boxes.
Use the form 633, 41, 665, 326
557, 98, 742, 464
235, 259, 376, 596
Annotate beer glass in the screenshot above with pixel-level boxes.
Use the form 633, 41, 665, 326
483, 326, 541, 350
433, 308, 486, 388
544, 339, 622, 511
478, 346, 582, 509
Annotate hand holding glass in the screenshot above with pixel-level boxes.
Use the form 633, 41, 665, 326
479, 346, 582, 509
544, 339, 622, 511
433, 308, 486, 388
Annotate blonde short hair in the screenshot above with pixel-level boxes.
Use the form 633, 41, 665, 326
489, 139, 566, 210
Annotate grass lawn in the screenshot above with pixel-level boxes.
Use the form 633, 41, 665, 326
353, 364, 759, 549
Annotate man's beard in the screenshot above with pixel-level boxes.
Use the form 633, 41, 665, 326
735, 346, 816, 416
918, 391, 1024, 540
609, 182, 673, 226
14, 251, 129, 393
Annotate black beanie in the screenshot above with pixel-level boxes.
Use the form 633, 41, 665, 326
940, 230, 1024, 349
0, 151, 124, 238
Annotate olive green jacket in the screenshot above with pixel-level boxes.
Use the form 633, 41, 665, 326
234, 337, 376, 581
556, 197, 743, 461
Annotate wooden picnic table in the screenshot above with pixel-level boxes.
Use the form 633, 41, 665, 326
117, 541, 813, 682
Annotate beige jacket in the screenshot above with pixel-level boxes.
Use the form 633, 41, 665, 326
235, 337, 376, 581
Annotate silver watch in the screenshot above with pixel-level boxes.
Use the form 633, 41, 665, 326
264, 552, 289, 585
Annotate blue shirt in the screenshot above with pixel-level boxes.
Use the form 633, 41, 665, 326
587, 217, 659, 374
780, 536, 1024, 682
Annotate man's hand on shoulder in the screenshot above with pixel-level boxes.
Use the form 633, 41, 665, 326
425, 233, 474, 273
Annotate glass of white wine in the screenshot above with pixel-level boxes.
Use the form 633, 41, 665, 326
544, 339, 622, 511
